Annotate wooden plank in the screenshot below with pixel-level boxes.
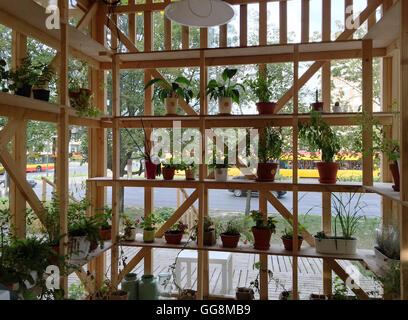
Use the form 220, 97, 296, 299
259, 192, 268, 300
117, 247, 148, 283
322, 192, 332, 295
322, 0, 331, 111
164, 17, 172, 51
240, 4, 248, 47
144, 10, 153, 53
128, 0, 136, 44
182, 26, 189, 50
200, 28, 208, 49
362, 39, 373, 186
259, 2, 267, 46
280, 0, 287, 44
400, 0, 408, 300
301, 0, 309, 43
219, 24, 227, 48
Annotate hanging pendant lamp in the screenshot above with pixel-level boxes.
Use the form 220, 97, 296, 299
164, 0, 235, 27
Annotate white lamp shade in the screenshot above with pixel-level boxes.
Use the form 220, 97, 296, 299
164, 0, 235, 27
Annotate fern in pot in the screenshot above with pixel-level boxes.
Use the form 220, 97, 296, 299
144, 76, 193, 115
245, 70, 276, 115
298, 110, 341, 184
32, 64, 55, 102
206, 68, 244, 114
314, 193, 365, 255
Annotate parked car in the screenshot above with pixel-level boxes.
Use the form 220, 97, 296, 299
228, 175, 287, 198
0, 179, 37, 188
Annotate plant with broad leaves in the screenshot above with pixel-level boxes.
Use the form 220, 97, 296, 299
144, 76, 194, 104
206, 68, 245, 104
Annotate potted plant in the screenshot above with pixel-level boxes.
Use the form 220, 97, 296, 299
250, 210, 277, 250
209, 162, 230, 182
144, 76, 194, 115
312, 89, 324, 111
8, 57, 41, 97
281, 221, 306, 251
191, 216, 217, 246
94, 206, 112, 241
164, 221, 188, 245
32, 64, 54, 102
91, 279, 129, 300
122, 214, 137, 241
257, 124, 284, 181
245, 70, 276, 114
374, 225, 400, 271
314, 193, 364, 255
219, 216, 253, 248
68, 220, 91, 259
235, 287, 255, 300
206, 68, 244, 114
183, 162, 196, 180
162, 154, 183, 180
138, 214, 161, 243
298, 110, 341, 184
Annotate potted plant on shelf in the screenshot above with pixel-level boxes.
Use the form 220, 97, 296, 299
94, 206, 112, 241
374, 225, 400, 271
206, 68, 244, 115
162, 154, 183, 180
183, 162, 196, 180
314, 193, 365, 255
245, 70, 276, 115
298, 110, 341, 184
122, 214, 137, 241
8, 57, 41, 97
281, 220, 306, 251
209, 162, 230, 182
191, 216, 217, 246
32, 64, 54, 102
138, 214, 161, 243
144, 76, 194, 115
250, 210, 277, 250
164, 221, 188, 245
219, 216, 252, 249
257, 124, 284, 181
312, 89, 324, 111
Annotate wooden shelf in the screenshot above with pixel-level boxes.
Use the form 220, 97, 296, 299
88, 177, 364, 193
363, 183, 408, 207
0, 92, 104, 128
110, 39, 387, 70
69, 241, 113, 273
0, 0, 111, 67
102, 112, 394, 129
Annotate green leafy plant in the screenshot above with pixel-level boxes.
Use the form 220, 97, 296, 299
332, 193, 365, 239
0, 59, 10, 92
206, 68, 244, 104
298, 110, 341, 162
245, 70, 274, 102
380, 261, 400, 299
8, 57, 42, 91
250, 261, 275, 294
34, 64, 55, 89
166, 221, 188, 234
250, 210, 278, 232
190, 216, 217, 241
144, 76, 194, 104
220, 216, 253, 242
258, 124, 284, 163
69, 89, 100, 118
94, 206, 112, 231
137, 214, 162, 231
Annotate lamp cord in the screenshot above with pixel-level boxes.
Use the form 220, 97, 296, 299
187, 0, 213, 18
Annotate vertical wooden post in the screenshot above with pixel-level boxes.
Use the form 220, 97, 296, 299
240, 4, 247, 47
259, 193, 268, 300
301, 0, 309, 43
399, 0, 408, 300
367, 0, 376, 30
200, 28, 208, 50
362, 39, 373, 186
144, 9, 154, 275
57, 0, 69, 296
219, 24, 227, 48
164, 17, 172, 50
322, 192, 332, 295
292, 45, 299, 300
111, 54, 120, 287
182, 26, 189, 50
128, 0, 136, 44
280, 1, 288, 44
10, 31, 27, 239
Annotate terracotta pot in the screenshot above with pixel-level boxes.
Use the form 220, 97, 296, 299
389, 162, 400, 192
164, 231, 183, 244
311, 102, 324, 111
185, 169, 196, 180
281, 236, 303, 251
220, 233, 240, 248
256, 102, 276, 115
108, 290, 129, 300
204, 229, 216, 246
251, 227, 272, 250
90, 240, 98, 251
235, 287, 254, 300
257, 162, 278, 181
164, 97, 178, 115
218, 97, 232, 114
162, 167, 175, 180
98, 227, 111, 241
145, 161, 157, 179
316, 162, 339, 184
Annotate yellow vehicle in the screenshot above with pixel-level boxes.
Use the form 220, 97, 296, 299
0, 153, 56, 174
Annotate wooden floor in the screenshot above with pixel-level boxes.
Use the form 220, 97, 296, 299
69, 247, 382, 300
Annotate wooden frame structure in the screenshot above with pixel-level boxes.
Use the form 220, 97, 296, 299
0, 0, 407, 300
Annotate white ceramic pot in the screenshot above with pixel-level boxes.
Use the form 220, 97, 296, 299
314, 237, 357, 255
215, 168, 228, 181
165, 98, 178, 115
218, 97, 232, 114
374, 246, 399, 271
125, 227, 137, 241
70, 236, 90, 260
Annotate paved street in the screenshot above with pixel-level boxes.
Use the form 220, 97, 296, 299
26, 163, 381, 218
